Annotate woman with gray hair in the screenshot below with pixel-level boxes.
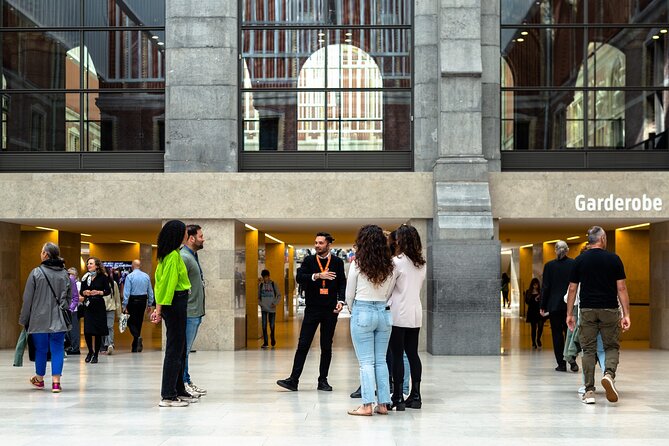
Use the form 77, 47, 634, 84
19, 242, 72, 392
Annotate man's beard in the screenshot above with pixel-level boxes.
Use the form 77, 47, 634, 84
194, 242, 204, 250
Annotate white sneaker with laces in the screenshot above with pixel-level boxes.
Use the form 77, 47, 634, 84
601, 374, 619, 402
189, 382, 207, 395
159, 398, 189, 407
577, 386, 586, 395
178, 393, 200, 403
107, 345, 114, 355
581, 390, 595, 404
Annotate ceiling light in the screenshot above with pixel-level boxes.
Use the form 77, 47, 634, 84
567, 236, 580, 240
81, 233, 92, 237
520, 244, 533, 249
318, 39, 325, 43
80, 241, 90, 245
516, 38, 525, 42
318, 32, 325, 37
501, 249, 512, 255
616, 223, 650, 231
151, 244, 157, 248
35, 226, 57, 231
157, 41, 164, 46
345, 32, 352, 36
119, 239, 138, 244
151, 35, 159, 39
265, 234, 284, 244
661, 29, 668, 34
520, 31, 528, 36
345, 39, 351, 43
245, 224, 258, 231
652, 35, 660, 40
543, 239, 560, 244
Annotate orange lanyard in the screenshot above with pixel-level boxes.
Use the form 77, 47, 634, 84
316, 255, 331, 288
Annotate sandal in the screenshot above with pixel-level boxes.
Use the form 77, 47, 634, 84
347, 405, 373, 416
374, 404, 389, 415
30, 376, 44, 389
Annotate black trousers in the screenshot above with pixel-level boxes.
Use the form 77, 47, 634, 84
549, 310, 568, 367
127, 295, 148, 351
289, 305, 339, 381
390, 326, 422, 402
530, 320, 545, 346
160, 291, 188, 399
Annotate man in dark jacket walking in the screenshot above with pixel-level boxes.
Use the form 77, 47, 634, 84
277, 232, 346, 392
541, 240, 576, 372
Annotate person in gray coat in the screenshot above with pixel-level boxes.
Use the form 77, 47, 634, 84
19, 242, 72, 393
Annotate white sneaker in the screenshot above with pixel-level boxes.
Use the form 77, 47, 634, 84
107, 345, 114, 355
159, 398, 189, 407
178, 394, 200, 403
188, 382, 207, 395
581, 390, 595, 404
577, 386, 586, 395
601, 374, 619, 402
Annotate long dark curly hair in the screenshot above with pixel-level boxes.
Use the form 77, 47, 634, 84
396, 224, 426, 268
157, 220, 186, 261
354, 225, 394, 285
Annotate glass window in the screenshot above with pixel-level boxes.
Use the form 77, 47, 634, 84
84, 31, 165, 89
0, 31, 81, 89
241, 0, 412, 154
85, 0, 165, 27
1, 0, 81, 28
0, 92, 78, 151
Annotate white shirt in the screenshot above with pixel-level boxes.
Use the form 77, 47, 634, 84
389, 254, 426, 328
345, 261, 396, 309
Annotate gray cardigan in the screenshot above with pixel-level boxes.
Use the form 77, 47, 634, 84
19, 264, 72, 334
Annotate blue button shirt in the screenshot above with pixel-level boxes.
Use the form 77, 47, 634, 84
122, 269, 155, 307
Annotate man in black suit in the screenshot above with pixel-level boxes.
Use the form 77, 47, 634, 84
277, 232, 346, 391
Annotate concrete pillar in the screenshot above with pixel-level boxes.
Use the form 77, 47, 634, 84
287, 245, 295, 318
165, 0, 238, 171
0, 222, 21, 348
428, 0, 500, 355
139, 243, 154, 278
58, 231, 81, 273
190, 219, 241, 350
245, 228, 261, 342
650, 221, 669, 349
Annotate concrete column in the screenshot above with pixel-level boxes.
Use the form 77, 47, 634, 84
245, 228, 261, 342
165, 0, 238, 171
139, 243, 154, 277
650, 222, 669, 349
58, 231, 81, 273
287, 245, 295, 318
0, 222, 21, 348
190, 219, 240, 350
428, 0, 500, 355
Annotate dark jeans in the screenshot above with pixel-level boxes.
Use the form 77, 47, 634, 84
580, 308, 621, 391
127, 295, 148, 351
289, 305, 339, 381
548, 310, 567, 367
68, 310, 82, 352
530, 320, 545, 347
261, 310, 276, 345
389, 326, 422, 402
160, 291, 188, 399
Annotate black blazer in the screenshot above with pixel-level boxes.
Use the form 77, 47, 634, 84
296, 254, 346, 309
540, 257, 575, 313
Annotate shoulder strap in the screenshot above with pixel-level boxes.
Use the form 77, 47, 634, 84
39, 266, 61, 306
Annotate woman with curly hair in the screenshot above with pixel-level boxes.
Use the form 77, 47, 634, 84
151, 220, 196, 407
345, 225, 396, 416
389, 224, 427, 410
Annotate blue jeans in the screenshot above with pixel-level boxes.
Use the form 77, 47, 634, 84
32, 332, 65, 377
183, 316, 203, 384
261, 311, 276, 345
350, 300, 392, 405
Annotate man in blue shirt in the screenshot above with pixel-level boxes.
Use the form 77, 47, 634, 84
122, 259, 155, 352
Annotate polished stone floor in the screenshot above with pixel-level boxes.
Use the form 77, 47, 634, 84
2, 312, 669, 446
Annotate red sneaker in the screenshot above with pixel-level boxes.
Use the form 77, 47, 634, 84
52, 382, 62, 393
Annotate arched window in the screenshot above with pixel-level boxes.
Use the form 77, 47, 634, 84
297, 44, 383, 151
567, 43, 625, 148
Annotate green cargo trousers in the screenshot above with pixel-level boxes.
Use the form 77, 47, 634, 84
580, 308, 621, 392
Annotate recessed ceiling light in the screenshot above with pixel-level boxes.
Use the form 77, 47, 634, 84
516, 38, 525, 42
151, 35, 159, 40
652, 35, 660, 40
345, 32, 352, 36
81, 233, 92, 237
35, 226, 56, 231
520, 31, 528, 36
157, 41, 164, 46
345, 39, 351, 43
661, 29, 668, 33
119, 239, 138, 244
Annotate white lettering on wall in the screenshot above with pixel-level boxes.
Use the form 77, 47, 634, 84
575, 194, 663, 212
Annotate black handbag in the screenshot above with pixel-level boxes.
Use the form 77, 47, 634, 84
39, 267, 73, 331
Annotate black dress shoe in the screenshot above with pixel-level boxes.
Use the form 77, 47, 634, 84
137, 337, 143, 352
350, 386, 362, 398
85, 353, 93, 363
91, 355, 99, 364
390, 400, 406, 411
317, 379, 333, 391
277, 378, 298, 391
569, 360, 579, 372
555, 364, 567, 372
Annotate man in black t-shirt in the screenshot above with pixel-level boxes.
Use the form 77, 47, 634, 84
566, 226, 631, 405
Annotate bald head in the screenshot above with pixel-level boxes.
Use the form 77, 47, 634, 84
132, 259, 141, 270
